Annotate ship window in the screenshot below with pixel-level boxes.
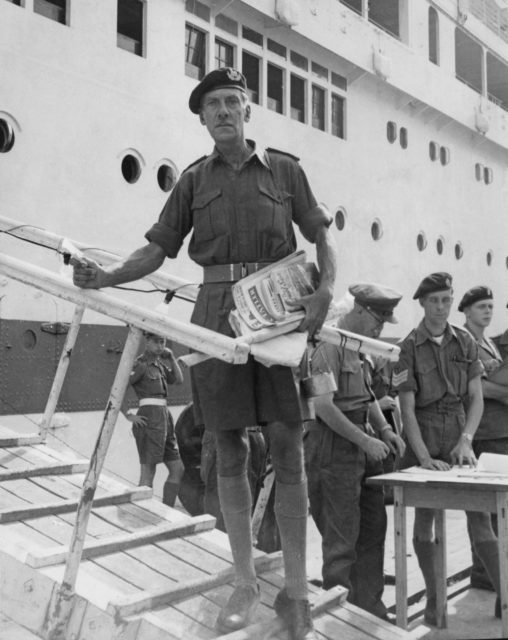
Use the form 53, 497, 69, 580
215, 13, 238, 36
436, 237, 444, 255
121, 154, 141, 184
242, 51, 260, 105
417, 232, 427, 252
290, 74, 306, 123
267, 64, 284, 114
331, 94, 345, 139
484, 167, 494, 184
454, 242, 463, 260
267, 39, 286, 59
312, 85, 325, 131
368, 0, 400, 39
291, 51, 308, 71
487, 53, 508, 111
22, 330, 37, 351
117, 0, 144, 56
335, 207, 347, 231
487, 251, 493, 266
440, 146, 450, 165
400, 127, 408, 149
340, 0, 362, 16
475, 163, 484, 181
386, 121, 397, 143
215, 39, 234, 68
429, 141, 438, 161
0, 120, 15, 153
428, 7, 439, 65
242, 26, 263, 47
455, 28, 483, 96
185, 0, 210, 22
34, 0, 66, 24
5, 0, 22, 5
371, 219, 383, 241
331, 72, 347, 91
185, 24, 206, 80
312, 62, 328, 81
157, 163, 178, 192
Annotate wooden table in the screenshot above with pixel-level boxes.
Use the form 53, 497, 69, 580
368, 467, 508, 634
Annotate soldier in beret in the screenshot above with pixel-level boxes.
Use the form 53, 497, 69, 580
305, 283, 405, 621
72, 67, 337, 640
392, 274, 502, 624
460, 286, 508, 593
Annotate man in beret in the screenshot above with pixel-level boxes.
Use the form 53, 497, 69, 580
304, 283, 405, 620
460, 286, 508, 593
73, 67, 337, 640
392, 274, 501, 624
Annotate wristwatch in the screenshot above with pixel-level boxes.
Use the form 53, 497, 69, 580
461, 433, 473, 443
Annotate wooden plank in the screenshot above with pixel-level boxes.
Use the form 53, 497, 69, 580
327, 601, 412, 640
108, 551, 284, 618
497, 491, 508, 637
394, 486, 408, 629
26, 514, 216, 567
0, 434, 42, 447
0, 460, 89, 481
211, 585, 347, 640
0, 486, 152, 522
434, 509, 448, 628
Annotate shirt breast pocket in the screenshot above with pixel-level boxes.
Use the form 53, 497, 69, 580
257, 185, 292, 235
340, 360, 366, 398
415, 360, 439, 392
450, 356, 470, 394
192, 188, 226, 241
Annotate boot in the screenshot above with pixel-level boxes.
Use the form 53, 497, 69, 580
474, 540, 501, 619
274, 588, 317, 640
216, 584, 260, 632
413, 539, 437, 625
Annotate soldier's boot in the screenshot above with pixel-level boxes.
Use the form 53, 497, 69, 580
413, 539, 437, 625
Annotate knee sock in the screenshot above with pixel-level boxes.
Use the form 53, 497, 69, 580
274, 480, 309, 601
218, 472, 257, 588
162, 480, 180, 508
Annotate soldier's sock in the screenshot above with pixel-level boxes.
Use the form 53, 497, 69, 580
162, 480, 180, 507
274, 479, 309, 601
218, 472, 257, 587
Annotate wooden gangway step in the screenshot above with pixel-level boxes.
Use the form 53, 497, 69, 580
0, 426, 43, 447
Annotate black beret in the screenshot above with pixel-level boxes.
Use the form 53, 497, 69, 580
349, 282, 403, 324
189, 67, 247, 114
458, 286, 493, 312
413, 272, 452, 299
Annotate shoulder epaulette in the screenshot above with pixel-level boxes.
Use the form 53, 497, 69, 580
450, 323, 468, 335
181, 155, 208, 174
265, 147, 300, 162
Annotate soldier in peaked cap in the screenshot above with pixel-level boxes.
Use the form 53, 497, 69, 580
72, 66, 338, 640
305, 283, 404, 621
393, 274, 502, 624
460, 286, 508, 594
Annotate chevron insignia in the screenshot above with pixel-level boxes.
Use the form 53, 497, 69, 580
392, 369, 408, 387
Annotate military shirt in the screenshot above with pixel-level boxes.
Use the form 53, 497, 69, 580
129, 353, 177, 400
474, 333, 508, 440
493, 329, 508, 360
311, 341, 374, 413
392, 321, 483, 409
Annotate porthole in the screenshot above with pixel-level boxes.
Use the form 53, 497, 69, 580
484, 167, 493, 185
429, 141, 438, 161
121, 154, 141, 184
440, 146, 450, 165
386, 121, 397, 144
400, 127, 408, 149
487, 251, 493, 266
335, 207, 347, 231
0, 119, 15, 153
506, 257, 508, 270
436, 237, 444, 255
157, 163, 178, 192
455, 242, 463, 260
475, 163, 483, 181
22, 329, 37, 350
371, 219, 383, 241
417, 232, 427, 251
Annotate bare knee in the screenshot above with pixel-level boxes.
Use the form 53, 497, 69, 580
139, 464, 156, 487
165, 459, 184, 483
215, 429, 249, 477
266, 421, 304, 485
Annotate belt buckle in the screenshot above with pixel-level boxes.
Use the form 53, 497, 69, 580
240, 263, 248, 278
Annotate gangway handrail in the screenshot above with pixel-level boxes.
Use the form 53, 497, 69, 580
0, 214, 199, 302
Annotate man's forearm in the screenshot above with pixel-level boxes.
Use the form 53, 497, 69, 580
314, 225, 337, 296
102, 243, 166, 287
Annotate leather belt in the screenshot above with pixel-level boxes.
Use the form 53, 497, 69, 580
203, 262, 270, 284
419, 399, 463, 414
139, 398, 167, 407
342, 409, 369, 424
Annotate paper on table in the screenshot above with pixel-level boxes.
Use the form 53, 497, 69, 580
477, 452, 508, 475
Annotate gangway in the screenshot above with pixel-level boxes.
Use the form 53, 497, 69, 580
0, 222, 421, 640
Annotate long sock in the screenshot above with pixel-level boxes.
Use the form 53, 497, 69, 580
413, 539, 437, 624
162, 480, 180, 507
475, 540, 501, 595
218, 472, 257, 587
274, 480, 308, 601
